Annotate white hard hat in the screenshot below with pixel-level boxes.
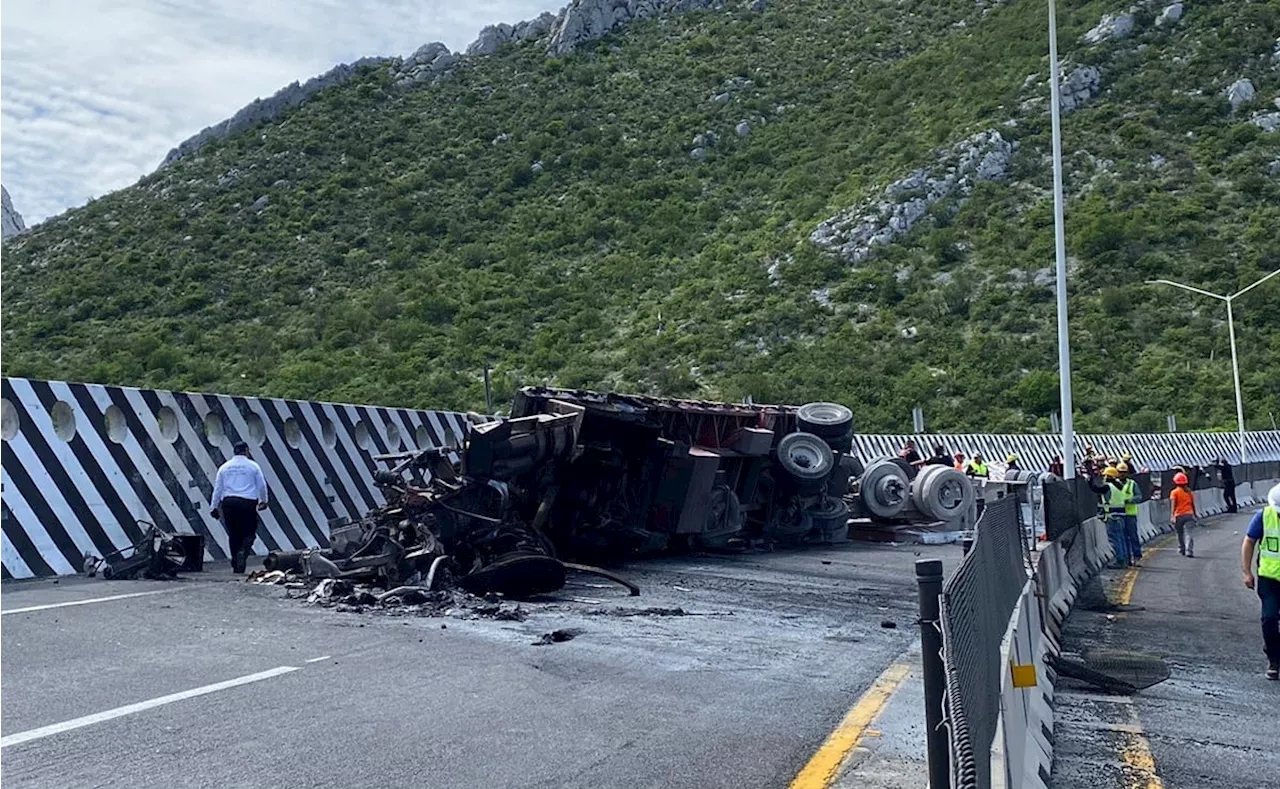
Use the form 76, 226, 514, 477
1270, 483, 1280, 510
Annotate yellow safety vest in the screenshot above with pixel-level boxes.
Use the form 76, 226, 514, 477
968, 462, 988, 477
1102, 483, 1127, 515
1261, 507, 1280, 581
1121, 479, 1139, 516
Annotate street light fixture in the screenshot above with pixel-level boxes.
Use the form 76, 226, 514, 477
1147, 268, 1280, 463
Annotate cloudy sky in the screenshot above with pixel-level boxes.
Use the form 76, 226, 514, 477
1, 0, 559, 225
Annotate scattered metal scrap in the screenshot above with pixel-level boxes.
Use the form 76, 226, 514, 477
261, 387, 980, 605
82, 521, 204, 580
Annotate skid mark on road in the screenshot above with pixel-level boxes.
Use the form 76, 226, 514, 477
788, 652, 915, 789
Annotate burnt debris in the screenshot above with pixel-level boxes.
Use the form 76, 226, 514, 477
261, 387, 978, 602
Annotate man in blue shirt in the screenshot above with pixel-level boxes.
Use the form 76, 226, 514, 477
1241, 484, 1280, 679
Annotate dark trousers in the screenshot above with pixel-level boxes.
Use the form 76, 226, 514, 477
1173, 514, 1195, 556
1106, 515, 1127, 567
1123, 514, 1142, 562
222, 497, 259, 572
1223, 484, 1238, 513
1259, 576, 1280, 667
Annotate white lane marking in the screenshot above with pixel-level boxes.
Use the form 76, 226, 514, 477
0, 666, 301, 748
1, 589, 180, 616
304, 655, 331, 663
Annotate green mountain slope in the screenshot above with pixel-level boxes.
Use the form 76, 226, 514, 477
4, 0, 1279, 433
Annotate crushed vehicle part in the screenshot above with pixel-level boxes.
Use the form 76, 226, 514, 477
459, 552, 566, 598
281, 387, 979, 608
532, 628, 582, 645
84, 521, 200, 580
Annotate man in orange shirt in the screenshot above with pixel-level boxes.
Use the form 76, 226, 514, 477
1170, 471, 1197, 558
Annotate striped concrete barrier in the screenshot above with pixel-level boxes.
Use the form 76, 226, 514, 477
0, 377, 470, 580
852, 431, 1280, 473
3, 375, 1279, 579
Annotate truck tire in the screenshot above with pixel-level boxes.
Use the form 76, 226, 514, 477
911, 465, 976, 522
821, 428, 854, 454
776, 432, 835, 493
860, 457, 910, 519
807, 496, 851, 543
797, 402, 854, 438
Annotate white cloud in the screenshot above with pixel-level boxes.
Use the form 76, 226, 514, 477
0, 0, 561, 224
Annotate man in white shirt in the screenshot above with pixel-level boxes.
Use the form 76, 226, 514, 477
210, 442, 269, 573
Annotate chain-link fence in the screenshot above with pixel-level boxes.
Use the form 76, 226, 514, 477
932, 460, 1280, 788
938, 496, 1029, 789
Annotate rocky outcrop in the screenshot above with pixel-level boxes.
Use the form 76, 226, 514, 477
1254, 112, 1280, 133
547, 0, 723, 56
160, 57, 388, 169
1059, 65, 1101, 113
465, 13, 559, 56
810, 130, 1017, 264
161, 0, 728, 170
1083, 11, 1135, 45
2, 185, 27, 239
1156, 3, 1183, 27
1226, 78, 1256, 111
390, 41, 461, 86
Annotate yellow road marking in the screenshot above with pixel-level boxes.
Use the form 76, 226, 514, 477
1112, 534, 1177, 606
1119, 704, 1165, 789
1098, 537, 1169, 788
788, 660, 912, 789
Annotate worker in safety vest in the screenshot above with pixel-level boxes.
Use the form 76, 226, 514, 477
965, 453, 989, 478
1100, 466, 1132, 568
1117, 462, 1143, 565
1241, 484, 1280, 680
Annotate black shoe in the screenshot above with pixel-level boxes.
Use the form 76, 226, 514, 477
1266, 665, 1278, 681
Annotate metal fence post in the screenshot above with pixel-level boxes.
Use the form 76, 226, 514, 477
916, 558, 949, 789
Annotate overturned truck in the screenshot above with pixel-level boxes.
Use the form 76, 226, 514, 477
267, 388, 976, 599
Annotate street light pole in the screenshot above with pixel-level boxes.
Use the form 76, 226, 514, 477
1047, 0, 1076, 478
1148, 268, 1280, 464
1225, 298, 1245, 464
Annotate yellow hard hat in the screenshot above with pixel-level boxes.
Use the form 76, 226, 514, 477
1006, 453, 1019, 464
1117, 462, 1130, 473
1102, 467, 1120, 479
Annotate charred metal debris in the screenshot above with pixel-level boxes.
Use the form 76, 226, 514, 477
260, 387, 976, 603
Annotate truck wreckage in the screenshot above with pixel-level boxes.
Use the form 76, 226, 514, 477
261, 388, 977, 601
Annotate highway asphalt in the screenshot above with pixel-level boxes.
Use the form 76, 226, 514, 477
1, 541, 952, 789
1051, 509, 1275, 789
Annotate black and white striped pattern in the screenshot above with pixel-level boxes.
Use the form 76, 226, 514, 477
851, 431, 1280, 472
3, 376, 1279, 579
0, 378, 469, 580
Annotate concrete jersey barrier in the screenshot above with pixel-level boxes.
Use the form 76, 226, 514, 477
0, 377, 471, 579
991, 482, 1280, 789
